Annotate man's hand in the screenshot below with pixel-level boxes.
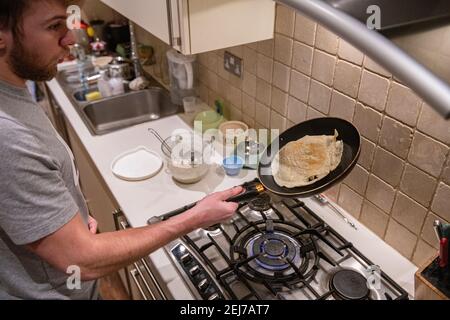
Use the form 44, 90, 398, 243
188, 186, 244, 229
87, 215, 98, 234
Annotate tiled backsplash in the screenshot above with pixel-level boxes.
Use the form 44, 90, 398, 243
103, 2, 450, 268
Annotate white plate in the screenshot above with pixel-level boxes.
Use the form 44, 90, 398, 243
111, 146, 163, 181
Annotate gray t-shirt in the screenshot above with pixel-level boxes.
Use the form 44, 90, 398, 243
0, 80, 97, 300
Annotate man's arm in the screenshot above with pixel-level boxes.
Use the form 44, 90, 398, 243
26, 186, 243, 281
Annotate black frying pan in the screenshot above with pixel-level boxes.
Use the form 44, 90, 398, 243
257, 117, 361, 197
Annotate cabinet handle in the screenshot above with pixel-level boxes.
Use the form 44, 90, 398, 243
133, 262, 157, 300
141, 259, 168, 300
129, 268, 149, 300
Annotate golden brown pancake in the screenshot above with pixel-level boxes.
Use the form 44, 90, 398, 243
272, 130, 343, 188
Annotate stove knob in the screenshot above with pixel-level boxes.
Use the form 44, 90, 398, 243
180, 253, 192, 265
189, 265, 201, 276
208, 293, 220, 300
198, 279, 209, 292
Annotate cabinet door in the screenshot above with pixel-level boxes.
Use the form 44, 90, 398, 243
100, 0, 171, 45
64, 120, 119, 233
186, 0, 275, 54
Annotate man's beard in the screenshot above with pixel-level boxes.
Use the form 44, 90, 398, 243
8, 40, 61, 82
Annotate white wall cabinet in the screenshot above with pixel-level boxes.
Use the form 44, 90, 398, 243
100, 0, 275, 55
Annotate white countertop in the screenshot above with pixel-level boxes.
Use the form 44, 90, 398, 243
46, 68, 417, 300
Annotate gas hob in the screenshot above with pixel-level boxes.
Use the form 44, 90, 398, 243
150, 179, 409, 300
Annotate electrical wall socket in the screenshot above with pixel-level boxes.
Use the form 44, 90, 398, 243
224, 51, 242, 78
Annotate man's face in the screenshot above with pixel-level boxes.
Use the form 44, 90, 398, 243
7, 0, 75, 81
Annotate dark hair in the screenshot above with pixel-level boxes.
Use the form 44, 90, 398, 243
0, 0, 70, 36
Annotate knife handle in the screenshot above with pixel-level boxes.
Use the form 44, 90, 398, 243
439, 237, 448, 269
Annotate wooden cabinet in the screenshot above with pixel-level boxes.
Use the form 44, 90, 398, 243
64, 120, 119, 233
100, 0, 275, 55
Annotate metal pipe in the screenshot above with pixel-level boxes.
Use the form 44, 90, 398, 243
276, 0, 450, 119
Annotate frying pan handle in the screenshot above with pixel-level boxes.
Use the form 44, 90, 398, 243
152, 180, 265, 222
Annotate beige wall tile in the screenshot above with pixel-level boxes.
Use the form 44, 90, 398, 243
242, 71, 257, 97
386, 82, 422, 127
229, 72, 243, 89
242, 93, 256, 118
274, 34, 293, 66
242, 114, 255, 129
391, 192, 427, 235
358, 137, 375, 170
421, 213, 447, 249
372, 148, 404, 187
229, 104, 242, 121
333, 60, 362, 98
312, 50, 336, 86
379, 117, 413, 159
431, 183, 450, 222
343, 165, 369, 195
275, 4, 295, 37
294, 13, 316, 46
358, 71, 390, 111
366, 175, 396, 213
338, 40, 364, 65
363, 56, 391, 78
216, 76, 228, 98
315, 25, 339, 55
227, 85, 242, 109
243, 47, 258, 75
256, 78, 272, 106
292, 42, 313, 76
270, 110, 287, 132
338, 184, 363, 218
408, 132, 448, 177
306, 107, 326, 120
353, 103, 382, 143
412, 240, 437, 268
384, 219, 417, 259
289, 70, 310, 103
257, 39, 274, 59
287, 96, 307, 124
308, 80, 331, 114
360, 200, 389, 238
257, 53, 273, 83
417, 103, 450, 145
329, 90, 355, 122
198, 84, 209, 104
246, 42, 258, 51
271, 87, 288, 116
255, 101, 270, 128
272, 62, 291, 92
400, 165, 437, 208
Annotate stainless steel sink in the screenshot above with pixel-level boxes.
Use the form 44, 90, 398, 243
81, 88, 179, 135
56, 65, 182, 135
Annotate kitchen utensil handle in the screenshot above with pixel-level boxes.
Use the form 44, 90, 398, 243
439, 237, 448, 268
315, 194, 357, 230
158, 183, 264, 221
148, 128, 172, 154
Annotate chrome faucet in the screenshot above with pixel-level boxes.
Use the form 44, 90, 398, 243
128, 21, 142, 79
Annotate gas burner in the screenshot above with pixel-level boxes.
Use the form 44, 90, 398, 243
330, 269, 370, 300
249, 193, 271, 212
249, 232, 300, 271
231, 220, 319, 284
